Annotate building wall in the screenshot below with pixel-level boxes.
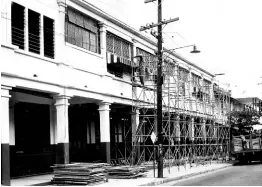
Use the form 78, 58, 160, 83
1, 0, 221, 109
1, 0, 234, 183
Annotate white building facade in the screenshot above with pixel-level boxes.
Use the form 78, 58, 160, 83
1, 0, 230, 185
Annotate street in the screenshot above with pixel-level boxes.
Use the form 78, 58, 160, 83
166, 162, 262, 186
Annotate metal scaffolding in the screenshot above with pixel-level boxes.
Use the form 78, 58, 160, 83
128, 54, 231, 171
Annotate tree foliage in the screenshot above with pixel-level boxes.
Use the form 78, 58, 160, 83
228, 110, 262, 135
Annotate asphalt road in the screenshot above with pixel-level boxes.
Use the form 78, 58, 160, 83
167, 162, 262, 186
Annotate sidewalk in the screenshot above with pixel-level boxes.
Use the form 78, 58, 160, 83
10, 162, 232, 186
99, 162, 232, 186
11, 174, 53, 186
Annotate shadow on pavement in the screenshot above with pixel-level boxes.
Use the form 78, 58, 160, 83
232, 160, 262, 166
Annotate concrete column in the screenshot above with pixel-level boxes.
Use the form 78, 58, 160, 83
132, 39, 139, 83
99, 22, 107, 72
188, 117, 195, 141
187, 68, 192, 98
174, 115, 180, 142
131, 109, 140, 144
56, 0, 67, 62
1, 86, 12, 185
98, 102, 111, 163
201, 118, 207, 141
50, 104, 57, 158
1, 0, 12, 46
9, 101, 15, 146
131, 109, 140, 164
132, 38, 137, 57
210, 78, 215, 115
54, 95, 70, 164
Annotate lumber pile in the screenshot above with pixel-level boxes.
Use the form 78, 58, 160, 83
51, 163, 109, 185
105, 165, 147, 179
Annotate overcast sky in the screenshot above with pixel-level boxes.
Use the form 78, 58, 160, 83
87, 0, 262, 99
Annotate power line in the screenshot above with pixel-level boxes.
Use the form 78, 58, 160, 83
163, 32, 180, 48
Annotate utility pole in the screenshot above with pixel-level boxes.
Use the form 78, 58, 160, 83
157, 0, 164, 178
141, 0, 179, 178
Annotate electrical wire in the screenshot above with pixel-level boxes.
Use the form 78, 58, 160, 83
163, 32, 180, 48
163, 31, 190, 46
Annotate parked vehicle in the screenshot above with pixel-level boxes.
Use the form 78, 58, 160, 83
231, 132, 262, 163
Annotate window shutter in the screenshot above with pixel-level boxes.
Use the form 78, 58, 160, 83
75, 11, 84, 27
11, 3, 25, 49
43, 16, 55, 59
28, 9, 40, 54
90, 32, 96, 52
68, 8, 76, 24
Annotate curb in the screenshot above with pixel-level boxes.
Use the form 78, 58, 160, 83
140, 164, 232, 186
30, 181, 52, 186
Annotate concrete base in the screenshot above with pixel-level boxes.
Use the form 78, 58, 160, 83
101, 142, 110, 163
1, 143, 10, 186
56, 143, 69, 164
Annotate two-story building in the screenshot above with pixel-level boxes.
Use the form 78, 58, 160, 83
1, 0, 231, 185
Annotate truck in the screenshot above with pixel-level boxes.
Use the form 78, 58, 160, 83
231, 132, 262, 164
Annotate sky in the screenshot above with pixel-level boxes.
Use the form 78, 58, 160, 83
86, 0, 262, 99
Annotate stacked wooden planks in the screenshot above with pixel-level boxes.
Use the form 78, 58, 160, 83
105, 165, 147, 179
51, 163, 109, 185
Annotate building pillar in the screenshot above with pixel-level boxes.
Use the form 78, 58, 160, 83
187, 68, 192, 98
1, 0, 12, 46
188, 117, 195, 141
9, 101, 15, 146
210, 78, 215, 115
56, 0, 67, 62
174, 115, 180, 142
98, 102, 111, 163
201, 118, 206, 141
131, 109, 140, 164
1, 86, 12, 186
54, 95, 70, 164
50, 105, 57, 161
99, 22, 107, 72
132, 39, 139, 83
131, 109, 140, 143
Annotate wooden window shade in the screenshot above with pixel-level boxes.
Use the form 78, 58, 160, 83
28, 9, 40, 54
11, 3, 25, 49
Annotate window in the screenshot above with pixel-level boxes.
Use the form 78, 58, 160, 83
136, 48, 156, 63
114, 123, 123, 143
106, 32, 132, 78
65, 7, 100, 54
192, 73, 201, 86
87, 121, 96, 144
11, 3, 55, 59
28, 9, 40, 54
136, 48, 157, 83
203, 79, 211, 103
44, 16, 55, 59
11, 3, 25, 49
191, 73, 201, 98
178, 67, 189, 82
106, 33, 132, 60
178, 67, 189, 96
